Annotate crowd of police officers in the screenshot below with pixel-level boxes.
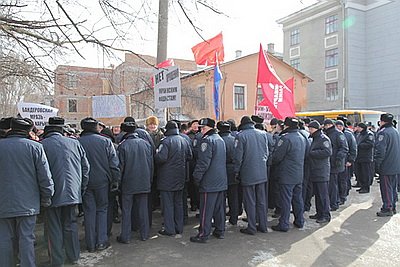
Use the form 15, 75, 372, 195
0, 111, 399, 266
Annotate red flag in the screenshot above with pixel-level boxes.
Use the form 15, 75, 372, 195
156, 59, 175, 69
191, 33, 224, 66
257, 44, 295, 119
151, 59, 175, 88
284, 77, 294, 91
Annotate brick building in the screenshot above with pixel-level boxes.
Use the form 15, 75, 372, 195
54, 50, 311, 127
54, 54, 197, 127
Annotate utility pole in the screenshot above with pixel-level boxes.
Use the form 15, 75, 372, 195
156, 0, 168, 125
157, 0, 168, 64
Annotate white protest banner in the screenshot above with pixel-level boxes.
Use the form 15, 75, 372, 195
154, 66, 181, 109
17, 102, 59, 129
92, 95, 127, 118
255, 105, 274, 121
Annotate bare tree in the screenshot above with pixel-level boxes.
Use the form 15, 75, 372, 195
0, 53, 49, 116
0, 0, 224, 82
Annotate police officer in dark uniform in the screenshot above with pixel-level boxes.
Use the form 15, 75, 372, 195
354, 123, 375, 194
307, 121, 332, 223
172, 120, 194, 225
117, 121, 153, 243
323, 119, 349, 211
0, 118, 54, 267
41, 117, 90, 266
234, 116, 268, 235
271, 117, 306, 232
187, 120, 201, 212
79, 117, 120, 252
269, 119, 284, 217
374, 113, 400, 216
335, 119, 357, 205
191, 118, 227, 243
217, 121, 238, 225
156, 121, 192, 236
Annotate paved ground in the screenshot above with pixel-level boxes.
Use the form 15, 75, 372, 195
35, 179, 400, 267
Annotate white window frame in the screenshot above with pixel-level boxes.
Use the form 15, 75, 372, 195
290, 46, 301, 58
325, 69, 339, 81
325, 34, 338, 49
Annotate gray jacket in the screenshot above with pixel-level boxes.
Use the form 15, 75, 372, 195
219, 131, 237, 185
118, 133, 153, 194
343, 129, 358, 163
272, 128, 307, 184
374, 124, 400, 175
193, 129, 227, 192
308, 129, 332, 182
155, 129, 193, 191
0, 134, 54, 218
42, 132, 90, 207
79, 132, 120, 189
234, 124, 269, 186
324, 126, 349, 174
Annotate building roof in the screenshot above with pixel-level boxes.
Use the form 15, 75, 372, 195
181, 51, 313, 82
276, 0, 338, 25
124, 53, 198, 72
55, 65, 113, 73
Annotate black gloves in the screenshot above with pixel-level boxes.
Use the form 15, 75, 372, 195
110, 181, 119, 193
234, 173, 241, 183
41, 198, 52, 208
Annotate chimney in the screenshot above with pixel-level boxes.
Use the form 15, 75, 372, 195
267, 43, 275, 54
235, 50, 242, 58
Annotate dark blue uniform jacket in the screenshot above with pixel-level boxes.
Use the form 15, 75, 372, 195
374, 124, 400, 175
219, 131, 237, 185
79, 131, 120, 189
193, 129, 227, 192
155, 129, 193, 191
42, 132, 90, 207
118, 133, 153, 194
272, 128, 307, 184
308, 129, 332, 182
234, 124, 269, 186
0, 134, 54, 218
356, 129, 374, 163
324, 126, 349, 174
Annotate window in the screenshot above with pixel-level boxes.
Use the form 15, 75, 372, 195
325, 15, 338, 35
198, 86, 206, 110
290, 29, 300, 46
325, 48, 339, 68
256, 85, 263, 104
290, 58, 300, 70
234, 85, 245, 110
67, 73, 78, 88
326, 82, 339, 101
68, 99, 77, 113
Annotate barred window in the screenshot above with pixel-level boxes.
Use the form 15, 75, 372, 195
234, 85, 245, 110
325, 15, 338, 35
67, 73, 78, 88
325, 48, 339, 68
290, 29, 300, 46
290, 58, 300, 70
326, 82, 339, 101
68, 99, 77, 112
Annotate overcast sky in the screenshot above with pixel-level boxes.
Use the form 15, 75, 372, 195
64, 0, 318, 68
